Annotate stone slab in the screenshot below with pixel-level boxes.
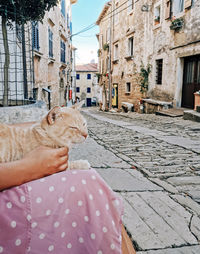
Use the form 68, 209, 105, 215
167, 176, 200, 186
137, 245, 200, 254
171, 194, 200, 215
121, 191, 198, 250
70, 137, 130, 168
95, 168, 162, 192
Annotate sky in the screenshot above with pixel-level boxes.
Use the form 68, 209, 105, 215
71, 0, 108, 65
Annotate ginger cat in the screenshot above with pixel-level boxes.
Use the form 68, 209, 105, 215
0, 102, 90, 170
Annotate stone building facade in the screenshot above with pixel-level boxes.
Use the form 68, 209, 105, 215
97, 0, 200, 112
75, 63, 99, 107
33, 0, 77, 109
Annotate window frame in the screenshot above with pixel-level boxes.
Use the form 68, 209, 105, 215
128, 36, 134, 57
171, 0, 184, 16
32, 21, 39, 51
48, 27, 53, 58
127, 0, 134, 13
87, 87, 91, 93
114, 43, 119, 61
87, 74, 91, 80
126, 82, 131, 93
155, 59, 163, 85
60, 39, 66, 63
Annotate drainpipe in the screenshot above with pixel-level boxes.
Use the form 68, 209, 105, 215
108, 0, 113, 110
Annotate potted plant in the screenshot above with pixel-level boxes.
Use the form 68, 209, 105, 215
170, 17, 184, 31
103, 43, 109, 51
154, 16, 160, 25
97, 49, 101, 57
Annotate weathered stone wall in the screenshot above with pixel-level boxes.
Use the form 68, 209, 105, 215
33, 1, 73, 108
0, 101, 47, 124
97, 0, 200, 111
144, 0, 200, 107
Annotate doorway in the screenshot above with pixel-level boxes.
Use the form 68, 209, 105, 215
182, 55, 200, 108
112, 84, 118, 108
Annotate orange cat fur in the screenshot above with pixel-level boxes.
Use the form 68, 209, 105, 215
0, 102, 90, 170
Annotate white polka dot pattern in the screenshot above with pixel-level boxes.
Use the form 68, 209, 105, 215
0, 169, 123, 253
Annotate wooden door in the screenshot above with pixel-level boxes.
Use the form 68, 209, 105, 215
182, 55, 200, 108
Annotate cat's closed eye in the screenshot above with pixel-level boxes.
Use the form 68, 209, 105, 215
69, 126, 78, 130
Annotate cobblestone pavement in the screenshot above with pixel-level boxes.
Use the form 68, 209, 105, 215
70, 108, 200, 253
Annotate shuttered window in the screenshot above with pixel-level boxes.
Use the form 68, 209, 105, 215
32, 22, 39, 51
60, 40, 66, 63
48, 28, 53, 58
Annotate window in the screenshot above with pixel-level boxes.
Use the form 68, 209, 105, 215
16, 24, 22, 42
87, 74, 91, 80
114, 44, 119, 61
60, 39, 66, 63
154, 5, 161, 25
76, 74, 80, 80
172, 0, 184, 15
100, 34, 103, 49
128, 37, 134, 57
33, 88, 38, 100
32, 22, 39, 51
106, 28, 110, 43
61, 0, 66, 17
87, 87, 91, 93
48, 27, 53, 58
128, 0, 134, 12
126, 82, 131, 93
76, 87, 80, 93
156, 59, 163, 85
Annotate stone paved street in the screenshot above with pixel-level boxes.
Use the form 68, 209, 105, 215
70, 108, 200, 253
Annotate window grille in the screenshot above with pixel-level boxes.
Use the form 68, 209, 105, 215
156, 59, 163, 85
0, 17, 34, 106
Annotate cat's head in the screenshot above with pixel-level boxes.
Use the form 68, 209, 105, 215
40, 101, 88, 148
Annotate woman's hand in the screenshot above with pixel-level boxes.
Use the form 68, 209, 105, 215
23, 146, 69, 177
0, 146, 69, 191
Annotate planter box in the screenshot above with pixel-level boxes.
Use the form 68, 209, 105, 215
194, 92, 200, 111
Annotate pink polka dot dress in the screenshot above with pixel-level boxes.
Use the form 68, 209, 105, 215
0, 169, 123, 253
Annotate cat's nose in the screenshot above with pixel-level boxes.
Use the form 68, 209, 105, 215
82, 132, 88, 139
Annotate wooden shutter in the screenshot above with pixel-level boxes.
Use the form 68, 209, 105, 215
165, 0, 171, 19
184, 0, 192, 9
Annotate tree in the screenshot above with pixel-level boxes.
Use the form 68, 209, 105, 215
0, 0, 58, 106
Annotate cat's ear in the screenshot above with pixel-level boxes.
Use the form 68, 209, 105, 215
71, 100, 85, 110
47, 106, 62, 125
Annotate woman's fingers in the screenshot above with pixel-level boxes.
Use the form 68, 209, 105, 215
56, 147, 69, 157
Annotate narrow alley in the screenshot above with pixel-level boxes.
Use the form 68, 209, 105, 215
70, 108, 200, 253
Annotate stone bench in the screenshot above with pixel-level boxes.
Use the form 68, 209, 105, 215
142, 98, 173, 114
